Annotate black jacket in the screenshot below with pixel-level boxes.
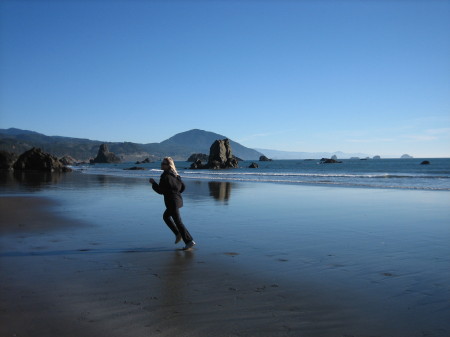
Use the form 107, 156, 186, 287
152, 171, 185, 209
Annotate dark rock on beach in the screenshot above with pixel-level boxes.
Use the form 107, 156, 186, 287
0, 150, 18, 170
91, 144, 121, 164
123, 166, 146, 170
13, 148, 72, 172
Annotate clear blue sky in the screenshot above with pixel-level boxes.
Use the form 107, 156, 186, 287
1, 0, 449, 157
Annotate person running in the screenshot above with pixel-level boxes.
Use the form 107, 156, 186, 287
149, 157, 195, 250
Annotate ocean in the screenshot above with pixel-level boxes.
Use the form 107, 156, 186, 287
71, 158, 450, 191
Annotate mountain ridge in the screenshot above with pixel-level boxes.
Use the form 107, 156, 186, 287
0, 128, 263, 161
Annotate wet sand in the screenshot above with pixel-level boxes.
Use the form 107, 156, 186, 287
1, 177, 449, 337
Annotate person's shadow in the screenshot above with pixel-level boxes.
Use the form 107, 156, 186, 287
160, 249, 195, 306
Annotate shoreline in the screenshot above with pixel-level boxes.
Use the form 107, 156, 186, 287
1, 175, 449, 336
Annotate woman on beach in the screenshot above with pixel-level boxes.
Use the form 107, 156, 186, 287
149, 157, 195, 250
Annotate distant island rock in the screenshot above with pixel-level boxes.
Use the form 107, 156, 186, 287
320, 158, 342, 164
259, 155, 272, 161
135, 158, 152, 164
373, 155, 381, 160
401, 154, 413, 159
91, 144, 121, 164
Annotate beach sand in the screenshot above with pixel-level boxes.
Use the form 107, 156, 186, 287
1, 175, 449, 337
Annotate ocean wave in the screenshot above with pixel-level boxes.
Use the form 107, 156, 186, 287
70, 163, 450, 191
179, 174, 450, 191
181, 171, 449, 180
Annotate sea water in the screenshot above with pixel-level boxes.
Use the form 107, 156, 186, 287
70, 158, 450, 191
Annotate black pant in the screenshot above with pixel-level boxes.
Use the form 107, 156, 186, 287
163, 207, 193, 244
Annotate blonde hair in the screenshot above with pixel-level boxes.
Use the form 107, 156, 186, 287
163, 157, 179, 176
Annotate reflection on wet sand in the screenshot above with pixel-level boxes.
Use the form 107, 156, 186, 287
182, 180, 236, 204
208, 181, 232, 203
0, 170, 65, 191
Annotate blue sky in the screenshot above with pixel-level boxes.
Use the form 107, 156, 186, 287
1, 0, 449, 157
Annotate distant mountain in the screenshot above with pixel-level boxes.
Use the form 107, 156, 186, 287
0, 128, 263, 161
160, 129, 263, 160
254, 148, 371, 160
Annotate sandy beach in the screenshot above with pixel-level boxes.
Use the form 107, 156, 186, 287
1, 173, 449, 337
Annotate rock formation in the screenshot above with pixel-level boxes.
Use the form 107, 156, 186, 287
135, 158, 152, 164
249, 162, 259, 168
59, 155, 77, 166
259, 155, 272, 161
0, 150, 18, 170
189, 139, 239, 169
420, 160, 430, 165
190, 159, 205, 169
91, 144, 121, 164
207, 139, 239, 169
320, 158, 342, 164
13, 148, 72, 172
187, 153, 209, 162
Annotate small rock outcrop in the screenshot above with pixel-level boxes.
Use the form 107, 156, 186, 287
320, 158, 342, 164
187, 153, 209, 162
59, 155, 77, 166
420, 160, 430, 165
190, 159, 205, 169
249, 162, 259, 168
13, 148, 72, 172
91, 144, 121, 164
135, 158, 151, 164
259, 155, 272, 161
0, 150, 18, 170
189, 139, 239, 169
123, 166, 146, 170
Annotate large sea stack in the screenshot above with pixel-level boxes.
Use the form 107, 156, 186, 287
189, 139, 239, 169
91, 144, 121, 164
207, 139, 239, 169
